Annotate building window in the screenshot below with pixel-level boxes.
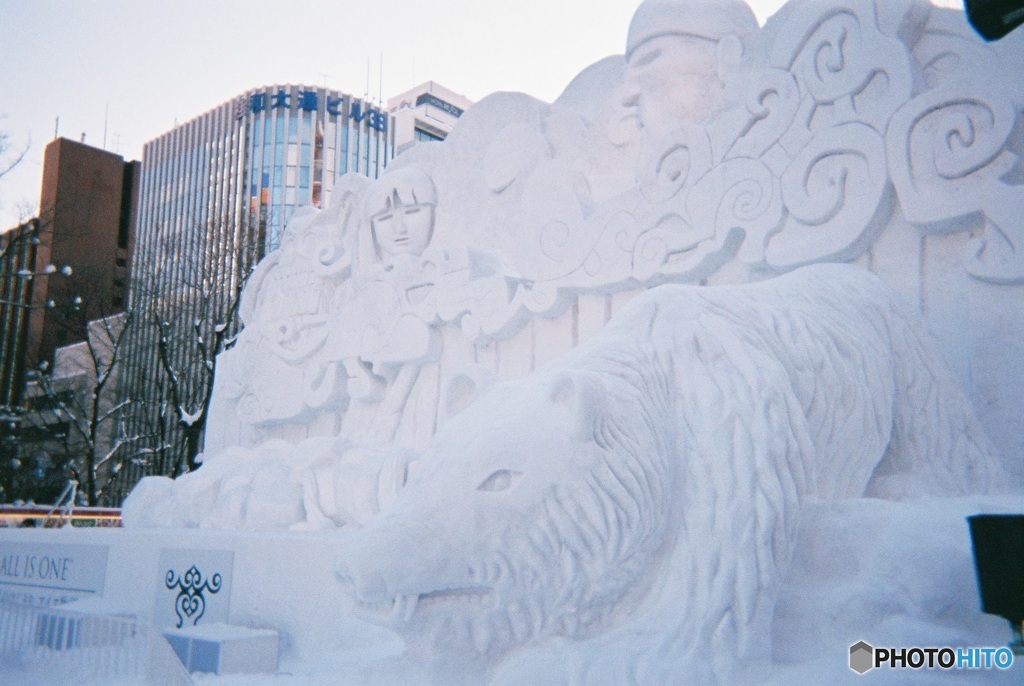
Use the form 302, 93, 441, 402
415, 127, 444, 143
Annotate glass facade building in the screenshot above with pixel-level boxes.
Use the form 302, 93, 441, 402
136, 83, 392, 255
115, 85, 393, 497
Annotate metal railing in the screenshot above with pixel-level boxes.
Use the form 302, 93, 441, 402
0, 600, 192, 685
0, 504, 122, 529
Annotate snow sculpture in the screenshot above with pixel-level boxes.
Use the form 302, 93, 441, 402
124, 0, 1024, 681
336, 264, 1001, 684
208, 173, 369, 445
336, 167, 445, 445
136, 0, 1024, 533
197, 0, 1024, 461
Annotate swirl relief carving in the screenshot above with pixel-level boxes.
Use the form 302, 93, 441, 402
193, 0, 1024, 468
887, 85, 1024, 283
195, 1, 1024, 466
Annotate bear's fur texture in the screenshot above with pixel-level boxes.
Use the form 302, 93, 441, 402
337, 264, 1000, 684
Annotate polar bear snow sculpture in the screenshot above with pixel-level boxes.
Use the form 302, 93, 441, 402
336, 264, 1001, 685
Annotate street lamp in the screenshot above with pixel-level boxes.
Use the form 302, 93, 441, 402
15, 264, 73, 279
2, 262, 73, 308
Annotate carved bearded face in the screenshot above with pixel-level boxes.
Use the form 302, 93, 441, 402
620, 34, 722, 141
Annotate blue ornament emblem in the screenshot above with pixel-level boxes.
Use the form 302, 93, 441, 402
165, 565, 222, 628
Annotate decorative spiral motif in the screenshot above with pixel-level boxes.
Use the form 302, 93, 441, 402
306, 231, 347, 271
638, 126, 713, 204
688, 158, 783, 265
513, 160, 593, 282
886, 84, 1023, 283
521, 280, 562, 315
725, 68, 800, 163
770, 0, 911, 129
767, 122, 887, 267
887, 87, 1016, 225
632, 214, 696, 281
539, 222, 572, 261
925, 103, 1009, 180
166, 565, 223, 629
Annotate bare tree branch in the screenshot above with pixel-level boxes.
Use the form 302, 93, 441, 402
17, 310, 136, 506
0, 130, 29, 181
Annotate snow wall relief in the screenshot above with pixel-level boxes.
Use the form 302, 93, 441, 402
125, 0, 1024, 683
196, 0, 1024, 461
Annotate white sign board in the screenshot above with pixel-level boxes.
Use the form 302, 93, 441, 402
0, 541, 109, 606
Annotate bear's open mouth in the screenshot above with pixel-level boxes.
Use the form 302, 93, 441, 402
419, 586, 494, 610
354, 586, 496, 625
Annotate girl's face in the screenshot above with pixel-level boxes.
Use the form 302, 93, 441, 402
372, 201, 434, 261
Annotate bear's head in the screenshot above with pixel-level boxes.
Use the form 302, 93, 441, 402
337, 367, 673, 658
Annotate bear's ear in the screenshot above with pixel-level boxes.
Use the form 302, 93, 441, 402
548, 371, 604, 441
442, 364, 499, 424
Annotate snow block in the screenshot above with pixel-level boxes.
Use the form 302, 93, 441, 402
163, 622, 278, 675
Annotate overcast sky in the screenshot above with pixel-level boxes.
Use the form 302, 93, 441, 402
0, 0, 963, 229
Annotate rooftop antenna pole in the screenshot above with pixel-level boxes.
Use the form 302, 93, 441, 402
103, 103, 109, 149
54, 116, 59, 139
